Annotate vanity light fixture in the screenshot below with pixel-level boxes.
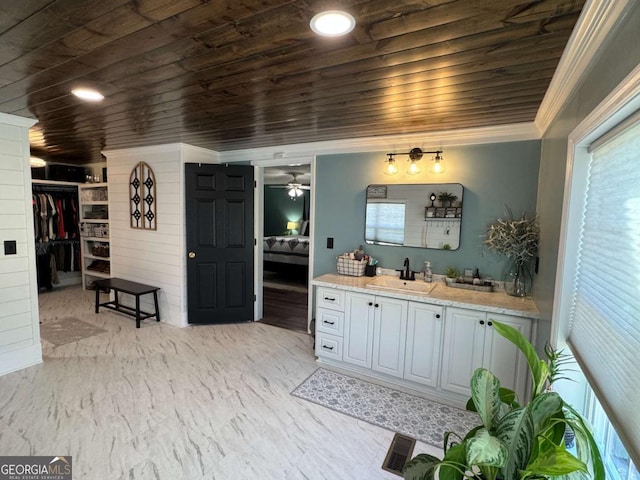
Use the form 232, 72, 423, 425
310, 10, 356, 37
429, 152, 445, 174
383, 155, 399, 175
384, 148, 444, 175
71, 88, 104, 102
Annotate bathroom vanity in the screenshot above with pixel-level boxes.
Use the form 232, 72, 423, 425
312, 273, 539, 408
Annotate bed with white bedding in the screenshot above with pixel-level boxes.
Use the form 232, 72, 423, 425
263, 235, 310, 266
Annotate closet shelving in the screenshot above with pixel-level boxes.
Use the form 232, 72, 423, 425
79, 182, 111, 289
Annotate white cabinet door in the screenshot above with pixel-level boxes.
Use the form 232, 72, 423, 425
343, 292, 375, 368
441, 307, 533, 401
484, 313, 531, 402
372, 297, 408, 378
440, 307, 486, 397
404, 302, 444, 387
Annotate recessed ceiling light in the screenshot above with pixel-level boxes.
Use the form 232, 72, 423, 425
29, 156, 46, 168
310, 10, 356, 37
71, 88, 104, 102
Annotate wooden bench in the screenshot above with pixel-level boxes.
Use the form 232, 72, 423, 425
94, 278, 160, 328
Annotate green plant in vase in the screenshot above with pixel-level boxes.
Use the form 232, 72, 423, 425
403, 321, 604, 480
438, 192, 459, 207
444, 266, 459, 285
484, 207, 539, 297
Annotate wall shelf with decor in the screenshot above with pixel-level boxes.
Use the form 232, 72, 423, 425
424, 206, 462, 220
79, 183, 110, 289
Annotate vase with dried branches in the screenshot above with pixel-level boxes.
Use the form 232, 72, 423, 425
484, 207, 539, 297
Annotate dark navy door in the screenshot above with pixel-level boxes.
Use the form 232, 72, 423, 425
185, 164, 254, 324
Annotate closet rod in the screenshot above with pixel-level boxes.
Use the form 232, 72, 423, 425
36, 239, 80, 244
32, 184, 78, 193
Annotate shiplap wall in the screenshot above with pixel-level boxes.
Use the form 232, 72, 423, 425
103, 144, 218, 327
0, 113, 41, 376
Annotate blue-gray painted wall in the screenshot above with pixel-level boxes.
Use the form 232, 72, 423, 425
313, 141, 541, 280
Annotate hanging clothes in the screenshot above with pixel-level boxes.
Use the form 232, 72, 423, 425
32, 191, 79, 242
32, 185, 81, 289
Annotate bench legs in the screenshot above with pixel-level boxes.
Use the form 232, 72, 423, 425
95, 287, 160, 328
135, 295, 141, 328
95, 286, 100, 313
153, 291, 160, 322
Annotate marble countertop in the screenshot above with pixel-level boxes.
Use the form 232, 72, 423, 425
312, 273, 539, 319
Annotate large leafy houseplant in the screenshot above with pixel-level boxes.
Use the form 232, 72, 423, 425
403, 321, 604, 480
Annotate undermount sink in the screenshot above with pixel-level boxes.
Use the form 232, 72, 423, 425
366, 276, 438, 295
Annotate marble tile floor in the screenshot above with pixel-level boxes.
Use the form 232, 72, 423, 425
0, 286, 441, 479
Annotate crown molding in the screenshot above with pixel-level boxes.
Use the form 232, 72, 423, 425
0, 112, 37, 128
535, 0, 634, 135
219, 122, 540, 163
103, 143, 220, 163
103, 143, 184, 158
180, 143, 220, 164
569, 62, 640, 146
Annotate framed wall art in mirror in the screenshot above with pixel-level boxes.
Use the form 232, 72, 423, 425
365, 183, 463, 249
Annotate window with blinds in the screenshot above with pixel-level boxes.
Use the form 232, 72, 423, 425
365, 202, 405, 245
567, 118, 640, 467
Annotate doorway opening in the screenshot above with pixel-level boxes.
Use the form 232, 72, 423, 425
257, 162, 313, 333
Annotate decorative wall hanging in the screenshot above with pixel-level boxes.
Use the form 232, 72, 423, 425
129, 161, 157, 230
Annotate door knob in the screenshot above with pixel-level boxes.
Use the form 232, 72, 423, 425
188, 251, 196, 259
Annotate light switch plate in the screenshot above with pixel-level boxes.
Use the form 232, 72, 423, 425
4, 240, 17, 255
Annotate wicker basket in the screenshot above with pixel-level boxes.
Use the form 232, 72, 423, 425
337, 256, 368, 276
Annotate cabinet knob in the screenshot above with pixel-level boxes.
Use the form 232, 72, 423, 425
368, 302, 373, 306
435, 314, 440, 319
479, 320, 485, 325
487, 321, 493, 326
374, 303, 379, 308
188, 251, 196, 259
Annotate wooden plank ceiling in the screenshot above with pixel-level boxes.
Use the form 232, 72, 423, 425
0, 0, 585, 163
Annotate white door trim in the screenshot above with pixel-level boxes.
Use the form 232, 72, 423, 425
252, 155, 316, 332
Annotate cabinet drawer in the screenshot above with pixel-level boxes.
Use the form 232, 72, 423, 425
316, 333, 343, 361
316, 287, 345, 311
316, 308, 344, 336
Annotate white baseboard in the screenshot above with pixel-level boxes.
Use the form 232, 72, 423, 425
0, 343, 43, 377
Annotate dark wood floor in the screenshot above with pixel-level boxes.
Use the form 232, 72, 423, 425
260, 287, 309, 333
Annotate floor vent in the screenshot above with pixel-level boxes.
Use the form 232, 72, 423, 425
382, 433, 416, 476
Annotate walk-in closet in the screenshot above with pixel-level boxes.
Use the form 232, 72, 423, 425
32, 180, 82, 291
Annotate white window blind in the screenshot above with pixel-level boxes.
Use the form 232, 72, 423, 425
568, 119, 640, 464
365, 202, 405, 245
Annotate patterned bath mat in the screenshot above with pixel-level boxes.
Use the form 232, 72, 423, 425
40, 317, 107, 346
291, 368, 480, 447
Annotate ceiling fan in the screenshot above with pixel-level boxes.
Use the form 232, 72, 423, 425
269, 173, 311, 198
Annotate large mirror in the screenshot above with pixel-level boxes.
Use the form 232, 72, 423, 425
365, 183, 464, 249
